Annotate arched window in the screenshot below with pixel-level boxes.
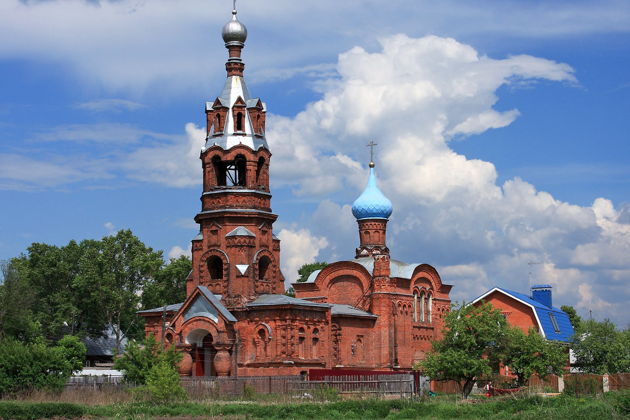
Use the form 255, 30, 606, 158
256, 114, 261, 133
215, 114, 222, 132
412, 291, 418, 322
312, 328, 319, 359
258, 256, 271, 280
419, 291, 425, 322
427, 293, 433, 323
207, 256, 223, 280
236, 112, 244, 131
256, 157, 265, 185
298, 327, 306, 358
212, 155, 226, 186
256, 328, 268, 358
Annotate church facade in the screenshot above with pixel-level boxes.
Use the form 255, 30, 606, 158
138, 7, 452, 377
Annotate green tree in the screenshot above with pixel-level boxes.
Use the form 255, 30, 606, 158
74, 230, 163, 352
11, 240, 95, 341
146, 361, 187, 402
572, 319, 630, 374
561, 305, 582, 330
419, 302, 509, 398
114, 334, 182, 385
297, 262, 327, 283
0, 260, 40, 342
142, 256, 191, 310
503, 327, 566, 387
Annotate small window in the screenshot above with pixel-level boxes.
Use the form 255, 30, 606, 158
236, 112, 244, 131
549, 313, 561, 333
207, 256, 223, 280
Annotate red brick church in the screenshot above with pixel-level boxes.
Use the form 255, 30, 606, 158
139, 6, 452, 377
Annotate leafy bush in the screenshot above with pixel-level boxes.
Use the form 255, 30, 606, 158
145, 361, 187, 402
0, 402, 85, 420
311, 385, 340, 402
0, 336, 86, 396
114, 334, 182, 385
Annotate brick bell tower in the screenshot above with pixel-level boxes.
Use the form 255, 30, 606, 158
188, 6, 284, 308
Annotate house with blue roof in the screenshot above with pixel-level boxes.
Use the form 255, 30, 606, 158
471, 285, 575, 343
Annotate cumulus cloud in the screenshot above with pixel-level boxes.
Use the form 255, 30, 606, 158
104, 221, 116, 234
263, 34, 630, 325
278, 228, 328, 284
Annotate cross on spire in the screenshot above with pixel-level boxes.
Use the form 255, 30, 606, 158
367, 141, 378, 167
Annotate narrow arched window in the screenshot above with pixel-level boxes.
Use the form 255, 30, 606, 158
256, 157, 265, 185
298, 327, 306, 359
256, 114, 261, 133
427, 293, 433, 323
212, 155, 226, 186
419, 292, 425, 322
412, 291, 418, 322
312, 328, 319, 359
215, 114, 222, 132
258, 256, 271, 280
236, 112, 244, 131
207, 256, 223, 280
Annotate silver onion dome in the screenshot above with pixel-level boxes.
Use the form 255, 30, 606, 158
222, 10, 247, 44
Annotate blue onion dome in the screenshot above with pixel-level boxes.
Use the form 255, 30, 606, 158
352, 164, 393, 220
222, 10, 247, 44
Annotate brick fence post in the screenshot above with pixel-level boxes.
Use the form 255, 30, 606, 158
603, 374, 609, 393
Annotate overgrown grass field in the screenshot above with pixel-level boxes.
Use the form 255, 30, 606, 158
1, 390, 629, 420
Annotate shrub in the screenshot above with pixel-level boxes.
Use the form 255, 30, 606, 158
0, 336, 86, 396
0, 402, 85, 420
311, 385, 340, 401
114, 334, 182, 385
145, 361, 187, 402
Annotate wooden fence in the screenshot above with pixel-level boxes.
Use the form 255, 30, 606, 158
293, 374, 416, 397
181, 375, 300, 397
608, 373, 630, 391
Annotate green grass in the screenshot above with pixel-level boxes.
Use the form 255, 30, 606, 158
1, 390, 629, 419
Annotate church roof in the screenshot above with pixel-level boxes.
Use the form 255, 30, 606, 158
203, 75, 268, 151
303, 257, 424, 283
248, 294, 330, 309
471, 287, 574, 342
352, 167, 393, 220
331, 304, 377, 319
137, 302, 183, 314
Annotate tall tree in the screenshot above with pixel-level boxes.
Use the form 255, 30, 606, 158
561, 305, 582, 330
503, 327, 567, 387
296, 262, 327, 283
571, 319, 630, 374
11, 240, 96, 341
74, 230, 163, 352
420, 302, 509, 398
0, 260, 39, 342
142, 255, 191, 310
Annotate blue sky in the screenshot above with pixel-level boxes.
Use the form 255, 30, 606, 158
1, 0, 629, 326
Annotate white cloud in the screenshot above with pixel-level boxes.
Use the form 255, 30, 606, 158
104, 221, 116, 234
76, 99, 145, 113
262, 34, 630, 325
122, 123, 205, 187
168, 245, 192, 259
0, 0, 625, 92
278, 228, 328, 284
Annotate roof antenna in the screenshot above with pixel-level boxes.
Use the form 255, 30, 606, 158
527, 261, 542, 290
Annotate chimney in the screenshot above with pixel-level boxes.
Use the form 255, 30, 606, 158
531, 284, 552, 308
